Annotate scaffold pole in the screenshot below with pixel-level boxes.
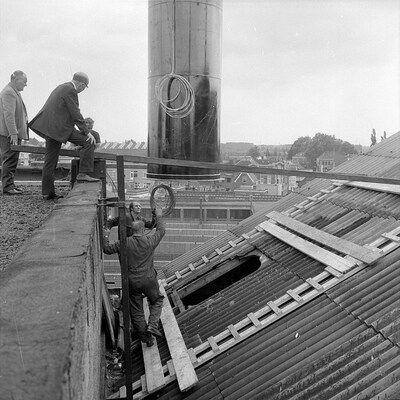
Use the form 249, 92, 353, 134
116, 155, 133, 400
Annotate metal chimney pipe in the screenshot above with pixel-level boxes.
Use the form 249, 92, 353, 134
147, 0, 222, 180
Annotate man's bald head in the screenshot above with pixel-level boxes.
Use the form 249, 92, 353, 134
131, 220, 145, 235
72, 72, 89, 93
10, 70, 27, 92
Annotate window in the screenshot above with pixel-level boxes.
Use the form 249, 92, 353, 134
182, 256, 262, 307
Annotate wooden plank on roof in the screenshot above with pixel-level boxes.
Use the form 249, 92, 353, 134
381, 233, 400, 243
326, 266, 343, 278
343, 181, 400, 195
267, 301, 282, 316
167, 360, 176, 377
247, 312, 261, 327
159, 284, 198, 392
171, 289, 186, 313
140, 375, 147, 394
258, 220, 355, 272
228, 324, 240, 340
306, 278, 323, 292
142, 298, 165, 394
207, 337, 220, 353
287, 289, 304, 303
175, 271, 182, 279
267, 211, 382, 264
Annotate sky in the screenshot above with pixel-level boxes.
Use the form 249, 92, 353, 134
1, 0, 399, 146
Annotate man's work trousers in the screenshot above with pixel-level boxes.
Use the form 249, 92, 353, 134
42, 131, 95, 196
128, 272, 164, 342
0, 136, 20, 193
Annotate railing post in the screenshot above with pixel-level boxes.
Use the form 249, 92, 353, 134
116, 155, 133, 400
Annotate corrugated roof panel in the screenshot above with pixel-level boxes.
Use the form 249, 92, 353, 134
325, 186, 400, 219
152, 366, 223, 400
364, 131, 400, 158
339, 216, 399, 245
333, 155, 399, 176
296, 178, 333, 196
157, 297, 400, 400
328, 250, 400, 345
296, 202, 350, 229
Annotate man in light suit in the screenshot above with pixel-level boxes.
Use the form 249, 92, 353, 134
0, 70, 29, 195
29, 72, 99, 200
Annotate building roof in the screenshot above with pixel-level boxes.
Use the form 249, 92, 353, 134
119, 131, 400, 399
64, 140, 147, 155
317, 151, 347, 163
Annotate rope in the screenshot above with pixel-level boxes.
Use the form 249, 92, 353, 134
155, 0, 195, 118
150, 184, 176, 217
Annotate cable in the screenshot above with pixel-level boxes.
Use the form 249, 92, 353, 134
106, 170, 118, 194
150, 184, 176, 216
155, 0, 195, 118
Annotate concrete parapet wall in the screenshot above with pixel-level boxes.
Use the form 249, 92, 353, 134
0, 183, 103, 400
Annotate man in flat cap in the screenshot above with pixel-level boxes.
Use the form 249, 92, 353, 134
0, 70, 29, 195
29, 72, 99, 200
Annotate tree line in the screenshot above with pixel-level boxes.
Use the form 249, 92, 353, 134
247, 133, 359, 169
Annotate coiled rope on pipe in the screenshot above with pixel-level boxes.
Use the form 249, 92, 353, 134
150, 184, 176, 217
155, 74, 195, 118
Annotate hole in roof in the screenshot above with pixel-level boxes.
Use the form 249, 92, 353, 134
182, 256, 262, 307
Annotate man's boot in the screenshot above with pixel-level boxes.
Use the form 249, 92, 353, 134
146, 324, 162, 337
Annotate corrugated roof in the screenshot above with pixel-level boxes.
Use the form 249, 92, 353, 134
363, 131, 400, 158
119, 131, 400, 399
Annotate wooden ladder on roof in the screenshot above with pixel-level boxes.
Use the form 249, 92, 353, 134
117, 284, 198, 399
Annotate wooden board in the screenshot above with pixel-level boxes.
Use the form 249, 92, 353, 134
267, 211, 382, 264
159, 284, 198, 392
141, 298, 165, 394
342, 181, 400, 195
101, 275, 115, 348
258, 220, 355, 272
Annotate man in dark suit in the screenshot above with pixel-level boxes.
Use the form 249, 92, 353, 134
29, 72, 99, 200
0, 70, 29, 195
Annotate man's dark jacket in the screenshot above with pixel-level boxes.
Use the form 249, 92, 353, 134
103, 218, 166, 277
29, 82, 88, 143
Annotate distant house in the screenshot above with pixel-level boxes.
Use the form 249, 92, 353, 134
234, 172, 258, 190
219, 157, 297, 196
316, 151, 347, 172
291, 152, 308, 168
